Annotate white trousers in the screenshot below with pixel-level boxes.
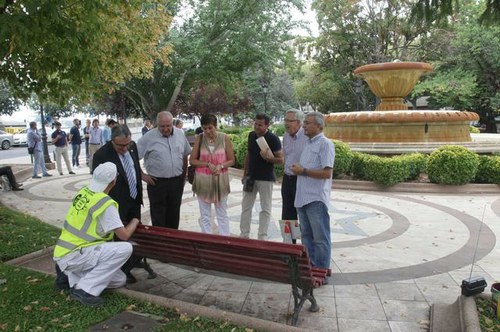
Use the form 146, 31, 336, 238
56, 242, 132, 296
198, 196, 230, 235
55, 145, 73, 174
239, 180, 273, 240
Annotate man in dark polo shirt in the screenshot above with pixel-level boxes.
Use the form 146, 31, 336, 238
239, 113, 283, 240
51, 121, 75, 176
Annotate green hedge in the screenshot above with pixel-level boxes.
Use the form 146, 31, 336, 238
332, 140, 353, 178
427, 145, 480, 185
475, 155, 500, 184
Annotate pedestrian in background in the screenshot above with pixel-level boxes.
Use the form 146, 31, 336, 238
83, 119, 91, 165
51, 121, 75, 176
141, 119, 152, 136
69, 118, 82, 168
27, 121, 53, 179
88, 119, 103, 173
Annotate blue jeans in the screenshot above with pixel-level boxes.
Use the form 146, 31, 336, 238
297, 201, 331, 269
71, 144, 81, 166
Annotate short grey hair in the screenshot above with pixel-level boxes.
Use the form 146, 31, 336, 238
157, 111, 173, 123
306, 112, 324, 129
285, 109, 304, 122
111, 124, 131, 140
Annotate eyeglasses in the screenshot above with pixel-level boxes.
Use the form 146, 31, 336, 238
112, 140, 131, 148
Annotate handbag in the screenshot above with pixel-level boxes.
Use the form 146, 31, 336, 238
187, 133, 203, 184
28, 142, 36, 154
242, 176, 254, 192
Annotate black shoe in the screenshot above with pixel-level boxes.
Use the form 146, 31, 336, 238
69, 171, 75, 175
70, 288, 105, 306
12, 187, 23, 191
43, 174, 53, 177
32, 176, 41, 179
126, 272, 137, 284
55, 264, 70, 291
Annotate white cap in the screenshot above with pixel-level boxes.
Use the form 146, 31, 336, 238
88, 162, 117, 193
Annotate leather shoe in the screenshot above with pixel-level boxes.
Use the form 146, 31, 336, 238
69, 171, 75, 175
32, 176, 41, 179
12, 187, 23, 191
43, 174, 52, 177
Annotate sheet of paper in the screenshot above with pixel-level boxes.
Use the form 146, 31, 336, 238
256, 136, 274, 159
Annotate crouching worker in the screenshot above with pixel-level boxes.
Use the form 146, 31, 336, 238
53, 162, 140, 306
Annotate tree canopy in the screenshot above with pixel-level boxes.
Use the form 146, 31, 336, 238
0, 0, 173, 104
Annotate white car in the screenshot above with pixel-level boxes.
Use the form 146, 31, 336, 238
13, 127, 54, 146
0, 130, 14, 150
13, 128, 28, 146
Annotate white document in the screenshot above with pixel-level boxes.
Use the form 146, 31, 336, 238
256, 136, 274, 159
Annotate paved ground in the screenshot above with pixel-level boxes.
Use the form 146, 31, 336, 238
2, 154, 500, 331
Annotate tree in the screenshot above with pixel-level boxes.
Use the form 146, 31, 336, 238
303, 0, 431, 112
0, 80, 20, 116
0, 0, 173, 104
410, 0, 500, 25
121, 0, 305, 121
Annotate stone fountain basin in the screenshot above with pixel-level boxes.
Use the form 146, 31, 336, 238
325, 110, 479, 143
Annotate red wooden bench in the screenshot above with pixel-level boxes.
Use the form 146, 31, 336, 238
130, 224, 331, 326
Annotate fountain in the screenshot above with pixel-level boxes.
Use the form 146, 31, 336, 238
324, 62, 481, 152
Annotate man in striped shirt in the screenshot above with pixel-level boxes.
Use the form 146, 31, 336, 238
291, 112, 335, 279
281, 109, 307, 244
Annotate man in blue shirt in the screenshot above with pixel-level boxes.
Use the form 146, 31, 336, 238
69, 119, 82, 168
291, 112, 334, 278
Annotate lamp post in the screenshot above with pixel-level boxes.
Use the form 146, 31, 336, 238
39, 103, 52, 163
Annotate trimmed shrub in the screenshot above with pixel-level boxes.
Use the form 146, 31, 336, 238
469, 126, 480, 133
427, 145, 480, 185
400, 153, 427, 180
230, 131, 251, 169
332, 140, 353, 178
475, 155, 500, 184
351, 152, 377, 180
369, 156, 411, 186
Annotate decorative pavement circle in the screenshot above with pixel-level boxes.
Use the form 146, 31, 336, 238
7, 175, 499, 286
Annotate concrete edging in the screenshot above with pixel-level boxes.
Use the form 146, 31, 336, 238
430, 295, 481, 332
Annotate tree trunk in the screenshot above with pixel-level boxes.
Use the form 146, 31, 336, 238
166, 71, 187, 114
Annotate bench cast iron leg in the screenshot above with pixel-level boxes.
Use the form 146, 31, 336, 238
290, 284, 320, 326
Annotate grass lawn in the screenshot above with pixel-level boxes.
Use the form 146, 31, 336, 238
0, 203, 252, 331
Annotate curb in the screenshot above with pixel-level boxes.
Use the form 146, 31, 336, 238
117, 288, 309, 332
430, 295, 481, 332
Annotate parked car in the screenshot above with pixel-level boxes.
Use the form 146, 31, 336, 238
0, 130, 14, 150
13, 128, 28, 146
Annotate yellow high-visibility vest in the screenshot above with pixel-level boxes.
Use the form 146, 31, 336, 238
54, 187, 118, 258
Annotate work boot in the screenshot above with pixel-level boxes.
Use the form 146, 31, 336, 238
55, 264, 70, 291
70, 288, 105, 307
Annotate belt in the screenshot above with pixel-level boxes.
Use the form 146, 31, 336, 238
154, 175, 183, 180
284, 174, 297, 178
89, 143, 101, 145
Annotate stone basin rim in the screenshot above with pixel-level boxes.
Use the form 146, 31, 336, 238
325, 110, 479, 124
354, 61, 433, 74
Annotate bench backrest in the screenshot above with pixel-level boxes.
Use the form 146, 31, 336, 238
131, 225, 326, 288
